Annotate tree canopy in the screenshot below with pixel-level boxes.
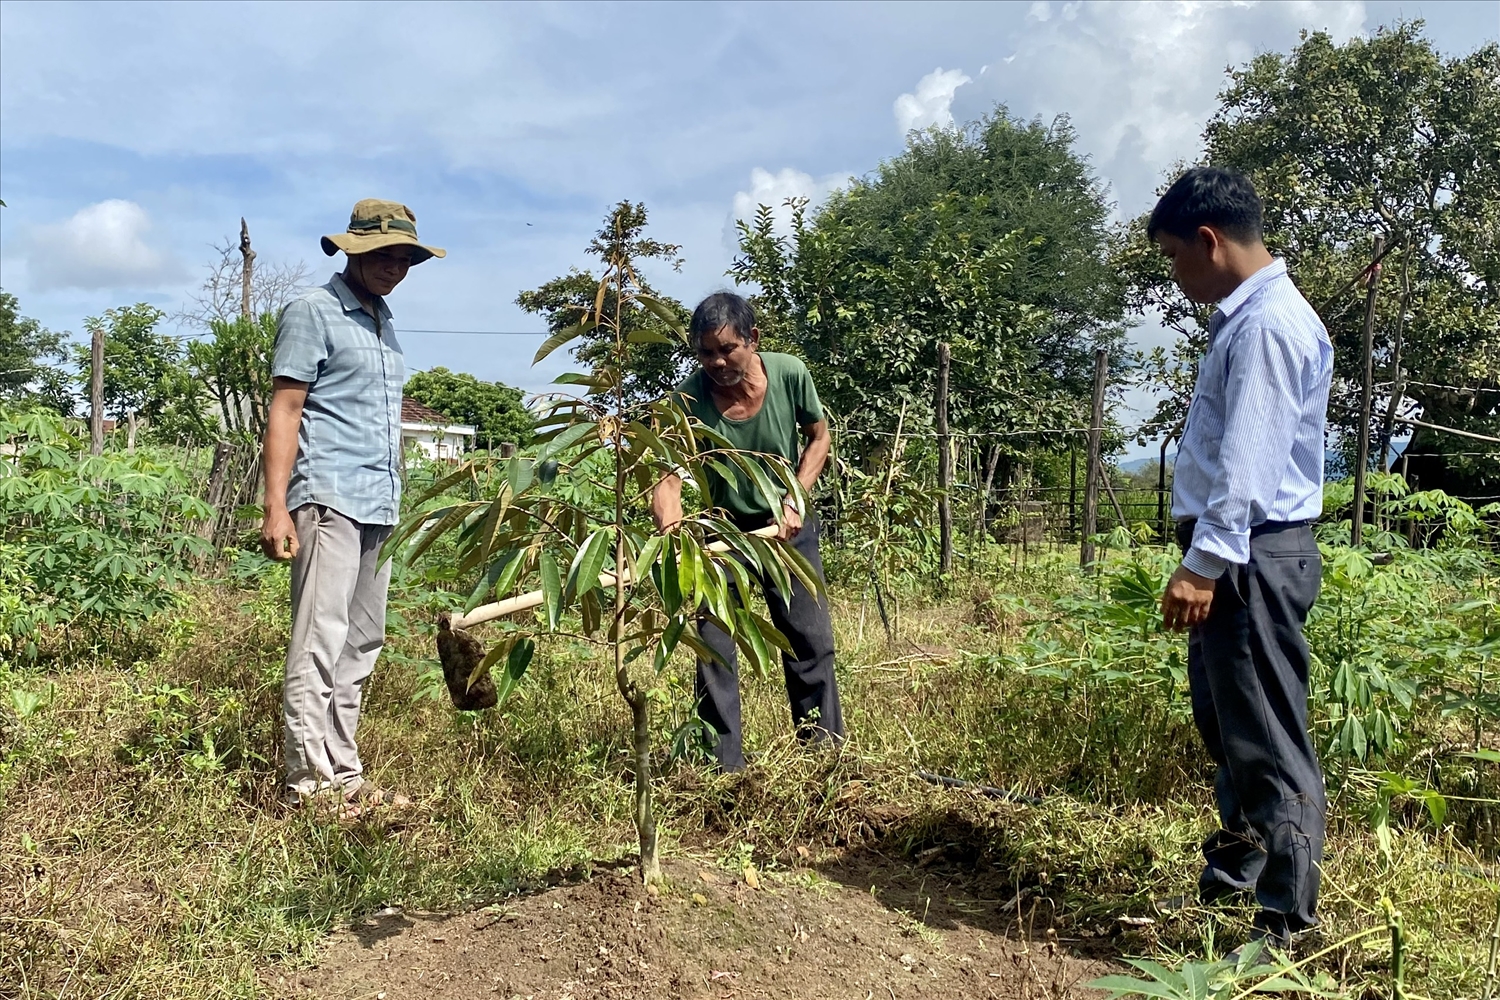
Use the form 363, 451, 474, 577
732, 107, 1126, 467
1125, 22, 1500, 493
0, 290, 72, 415
404, 366, 534, 448
517, 203, 691, 408
185, 313, 277, 440
72, 304, 212, 444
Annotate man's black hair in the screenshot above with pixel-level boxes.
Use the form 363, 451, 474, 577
1147, 166, 1265, 244
689, 291, 755, 348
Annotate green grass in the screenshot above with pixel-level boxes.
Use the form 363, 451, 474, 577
2, 545, 1496, 998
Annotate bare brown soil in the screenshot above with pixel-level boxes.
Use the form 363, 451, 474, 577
276, 854, 1111, 1000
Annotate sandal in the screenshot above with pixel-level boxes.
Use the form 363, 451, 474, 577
284, 787, 365, 822
344, 782, 413, 810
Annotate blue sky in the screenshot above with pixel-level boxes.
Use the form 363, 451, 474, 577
2, 0, 1495, 448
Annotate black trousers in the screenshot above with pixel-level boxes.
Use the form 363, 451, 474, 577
696, 514, 844, 771
1176, 520, 1326, 940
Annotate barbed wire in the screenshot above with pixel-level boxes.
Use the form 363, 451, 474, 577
834, 420, 1175, 441
1375, 379, 1495, 394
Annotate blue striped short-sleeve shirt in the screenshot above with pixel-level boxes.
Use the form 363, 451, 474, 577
272, 273, 405, 526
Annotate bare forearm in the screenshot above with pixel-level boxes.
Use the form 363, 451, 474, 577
262, 387, 306, 513
796, 422, 830, 493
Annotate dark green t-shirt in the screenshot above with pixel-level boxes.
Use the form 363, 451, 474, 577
675, 352, 825, 522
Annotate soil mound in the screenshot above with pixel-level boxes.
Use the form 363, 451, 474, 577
280, 858, 1107, 999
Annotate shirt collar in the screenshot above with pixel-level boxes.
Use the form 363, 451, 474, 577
329, 272, 394, 322
1214, 257, 1286, 322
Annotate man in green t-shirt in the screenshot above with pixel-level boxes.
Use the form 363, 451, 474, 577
651, 291, 844, 771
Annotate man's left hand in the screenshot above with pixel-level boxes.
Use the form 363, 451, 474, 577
778, 500, 804, 541
1161, 564, 1217, 631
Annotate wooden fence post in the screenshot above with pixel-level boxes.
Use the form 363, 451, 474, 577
979, 444, 1000, 542
89, 322, 105, 456
1068, 445, 1077, 540
1080, 348, 1107, 567
1352, 235, 1384, 548
936, 342, 953, 576
1157, 432, 1171, 544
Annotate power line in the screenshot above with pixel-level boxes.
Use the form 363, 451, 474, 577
165, 327, 549, 342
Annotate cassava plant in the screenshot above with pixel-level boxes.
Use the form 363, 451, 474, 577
387, 202, 821, 882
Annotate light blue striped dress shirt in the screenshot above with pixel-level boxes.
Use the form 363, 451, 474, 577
272, 273, 405, 526
1172, 258, 1333, 578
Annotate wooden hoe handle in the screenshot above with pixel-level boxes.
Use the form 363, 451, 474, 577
450, 525, 781, 631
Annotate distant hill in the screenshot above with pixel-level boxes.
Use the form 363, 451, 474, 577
1119, 453, 1172, 474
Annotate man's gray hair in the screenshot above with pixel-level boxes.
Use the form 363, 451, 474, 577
688, 291, 755, 348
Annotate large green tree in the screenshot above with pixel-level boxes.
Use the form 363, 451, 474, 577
404, 366, 534, 448
72, 304, 211, 444
517, 203, 691, 408
1127, 23, 1500, 493
185, 313, 277, 439
0, 291, 72, 415
732, 108, 1125, 474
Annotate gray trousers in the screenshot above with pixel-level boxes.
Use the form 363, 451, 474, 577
1177, 520, 1325, 940
283, 504, 392, 799
696, 514, 844, 771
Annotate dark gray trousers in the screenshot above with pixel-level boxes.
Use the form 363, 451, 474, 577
696, 514, 844, 771
1176, 520, 1326, 940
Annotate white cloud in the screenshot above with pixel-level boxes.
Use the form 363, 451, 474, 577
725, 167, 853, 249
27, 200, 184, 291
893, 67, 972, 135
981, 0, 1367, 216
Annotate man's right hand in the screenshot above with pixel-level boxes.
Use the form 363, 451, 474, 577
261, 508, 299, 561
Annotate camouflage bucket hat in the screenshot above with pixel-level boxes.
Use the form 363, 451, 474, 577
321, 199, 446, 263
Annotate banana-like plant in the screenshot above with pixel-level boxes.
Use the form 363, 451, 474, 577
387, 202, 821, 882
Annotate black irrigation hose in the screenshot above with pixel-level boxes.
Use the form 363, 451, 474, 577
917, 770, 1045, 806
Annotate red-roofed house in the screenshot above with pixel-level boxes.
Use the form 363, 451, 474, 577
400, 399, 475, 462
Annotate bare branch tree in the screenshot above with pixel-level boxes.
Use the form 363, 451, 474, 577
176, 235, 312, 328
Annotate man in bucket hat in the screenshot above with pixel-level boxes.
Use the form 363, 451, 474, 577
260, 199, 444, 818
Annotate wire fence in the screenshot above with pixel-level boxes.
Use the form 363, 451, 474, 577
133, 401, 1500, 566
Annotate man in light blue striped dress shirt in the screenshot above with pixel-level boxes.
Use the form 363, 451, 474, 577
1150, 167, 1332, 954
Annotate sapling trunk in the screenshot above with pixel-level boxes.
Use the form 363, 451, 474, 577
617, 661, 660, 883
1482, 898, 1500, 1000
608, 251, 660, 885
614, 466, 659, 884
1384, 899, 1405, 1000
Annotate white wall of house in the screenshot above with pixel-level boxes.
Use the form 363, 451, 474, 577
401, 421, 475, 462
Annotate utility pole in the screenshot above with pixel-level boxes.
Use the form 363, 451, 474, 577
239, 217, 256, 319
935, 341, 953, 576
1080, 348, 1107, 567
89, 321, 105, 456
1351, 235, 1384, 548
